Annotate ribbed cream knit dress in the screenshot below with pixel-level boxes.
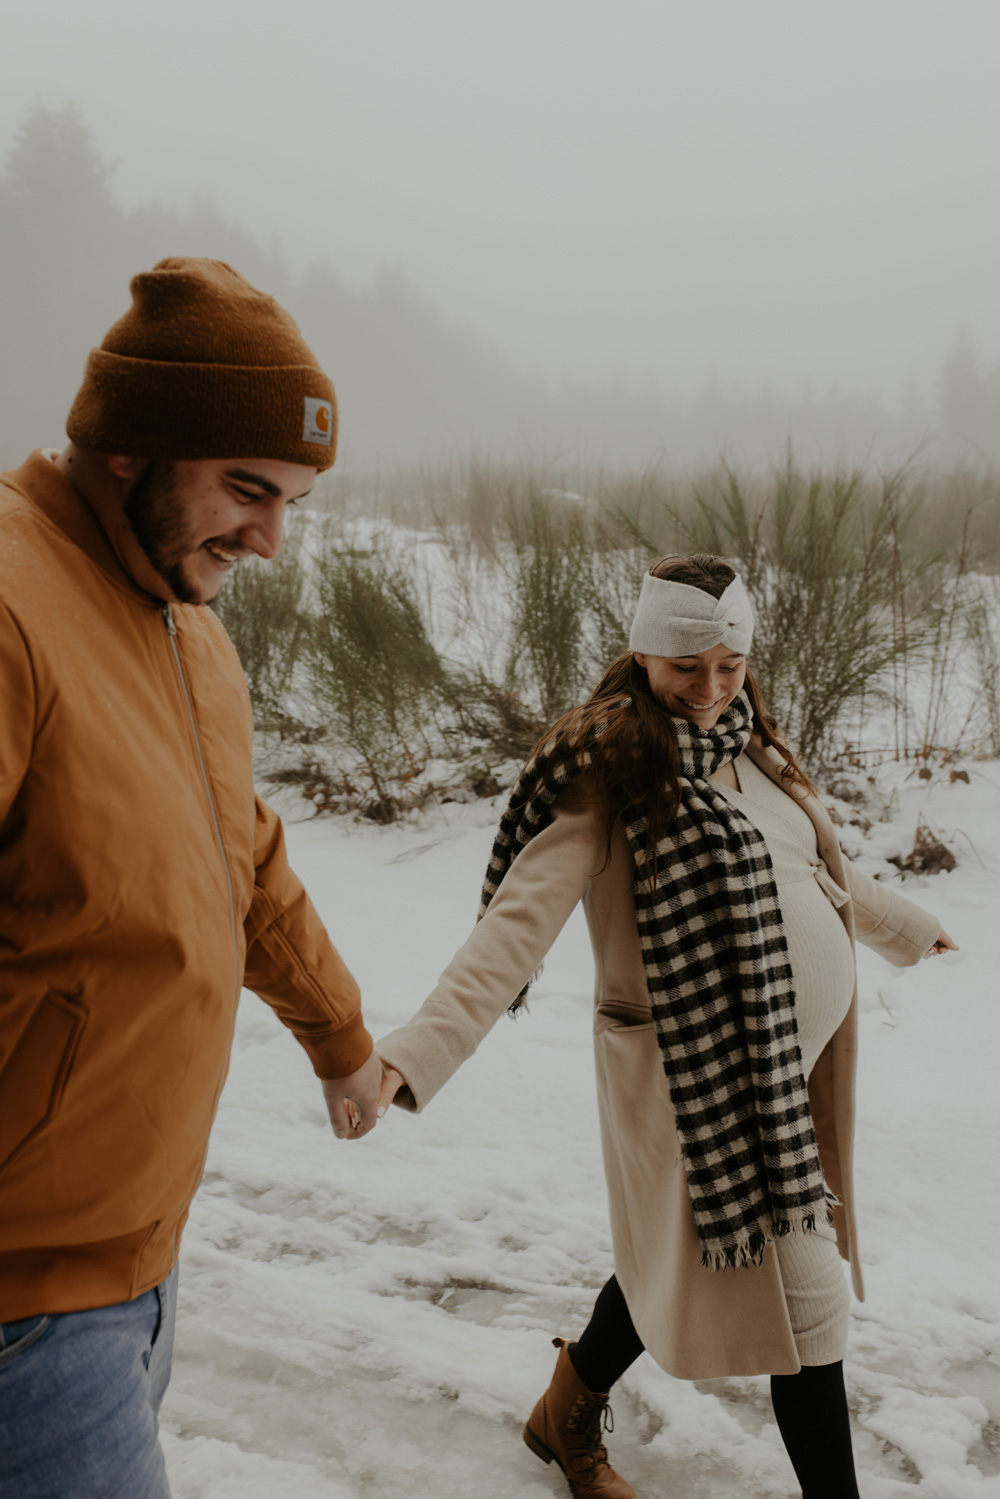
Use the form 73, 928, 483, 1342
714, 753, 855, 1364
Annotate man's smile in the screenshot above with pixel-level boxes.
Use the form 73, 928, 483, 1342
204, 541, 243, 568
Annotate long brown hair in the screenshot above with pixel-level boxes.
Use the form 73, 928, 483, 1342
530, 553, 814, 874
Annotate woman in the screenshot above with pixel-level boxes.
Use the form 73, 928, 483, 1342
375, 555, 955, 1499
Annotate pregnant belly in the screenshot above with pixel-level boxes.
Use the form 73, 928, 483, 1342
777, 877, 856, 1078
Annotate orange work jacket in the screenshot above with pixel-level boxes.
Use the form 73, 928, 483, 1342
0, 452, 372, 1319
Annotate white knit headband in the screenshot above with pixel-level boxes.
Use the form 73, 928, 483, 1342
628, 573, 754, 658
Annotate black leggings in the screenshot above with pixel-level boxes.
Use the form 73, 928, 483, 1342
569, 1275, 861, 1499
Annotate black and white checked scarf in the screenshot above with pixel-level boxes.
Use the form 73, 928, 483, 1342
480, 692, 835, 1272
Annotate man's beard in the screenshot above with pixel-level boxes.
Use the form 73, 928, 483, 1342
122, 461, 205, 605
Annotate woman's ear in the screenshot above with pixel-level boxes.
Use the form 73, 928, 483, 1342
633, 652, 648, 669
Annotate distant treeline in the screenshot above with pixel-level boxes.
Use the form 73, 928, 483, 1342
2, 103, 1000, 470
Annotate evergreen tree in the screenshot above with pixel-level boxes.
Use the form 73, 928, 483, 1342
937, 329, 997, 460
0, 103, 129, 460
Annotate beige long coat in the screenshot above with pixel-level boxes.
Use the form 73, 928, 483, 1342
378, 740, 940, 1379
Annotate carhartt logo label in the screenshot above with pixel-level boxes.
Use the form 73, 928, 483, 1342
303, 397, 333, 445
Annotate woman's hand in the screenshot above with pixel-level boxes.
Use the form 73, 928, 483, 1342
376, 1057, 406, 1118
924, 927, 959, 956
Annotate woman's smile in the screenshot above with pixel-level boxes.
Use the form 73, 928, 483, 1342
677, 693, 727, 710
633, 642, 747, 727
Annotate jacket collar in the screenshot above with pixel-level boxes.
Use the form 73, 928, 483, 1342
1, 450, 161, 608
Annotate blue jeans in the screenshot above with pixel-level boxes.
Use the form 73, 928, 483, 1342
0, 1267, 177, 1499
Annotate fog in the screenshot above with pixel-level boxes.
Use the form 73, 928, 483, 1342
4, 0, 1000, 467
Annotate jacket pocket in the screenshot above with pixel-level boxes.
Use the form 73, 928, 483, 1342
595, 1011, 657, 1036
0, 991, 88, 1179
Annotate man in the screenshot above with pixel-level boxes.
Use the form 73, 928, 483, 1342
0, 258, 381, 1497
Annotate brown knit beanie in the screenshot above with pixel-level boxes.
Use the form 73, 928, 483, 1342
66, 257, 338, 470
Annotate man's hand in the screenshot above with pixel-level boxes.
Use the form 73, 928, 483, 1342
321, 1050, 383, 1140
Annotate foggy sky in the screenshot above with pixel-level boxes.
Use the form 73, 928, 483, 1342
5, 0, 1000, 402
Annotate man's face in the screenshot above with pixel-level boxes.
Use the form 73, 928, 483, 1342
122, 457, 317, 605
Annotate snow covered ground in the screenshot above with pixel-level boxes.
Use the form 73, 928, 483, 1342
160, 764, 1000, 1498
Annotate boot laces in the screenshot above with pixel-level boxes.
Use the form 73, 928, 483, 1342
567, 1393, 615, 1466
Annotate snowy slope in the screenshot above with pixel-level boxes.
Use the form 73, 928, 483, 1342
160, 768, 1000, 1498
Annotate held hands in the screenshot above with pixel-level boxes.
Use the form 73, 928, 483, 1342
321, 1051, 405, 1142
925, 927, 958, 956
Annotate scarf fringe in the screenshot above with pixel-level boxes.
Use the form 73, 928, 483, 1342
507, 962, 544, 1015
700, 1200, 839, 1273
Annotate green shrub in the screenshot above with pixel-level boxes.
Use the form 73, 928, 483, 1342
677, 461, 947, 767
503, 495, 596, 721
214, 544, 307, 729
304, 536, 450, 820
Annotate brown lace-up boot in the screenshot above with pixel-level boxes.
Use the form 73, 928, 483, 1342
523, 1338, 636, 1498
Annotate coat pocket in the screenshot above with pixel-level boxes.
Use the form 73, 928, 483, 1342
0, 992, 87, 1179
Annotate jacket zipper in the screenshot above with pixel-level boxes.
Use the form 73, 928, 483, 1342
162, 602, 242, 1252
